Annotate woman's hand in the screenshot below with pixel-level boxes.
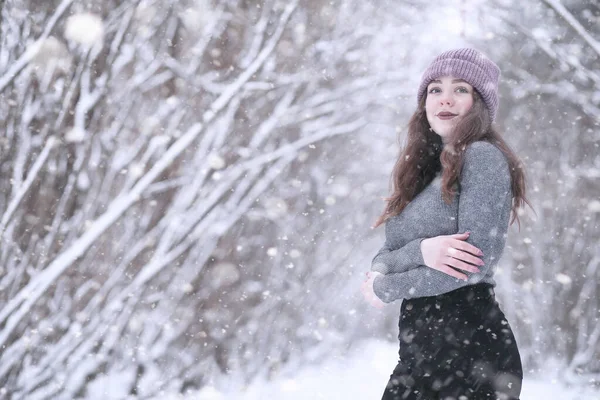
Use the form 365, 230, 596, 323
361, 271, 386, 309
420, 231, 484, 281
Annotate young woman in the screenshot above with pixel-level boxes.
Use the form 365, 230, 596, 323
361, 48, 532, 400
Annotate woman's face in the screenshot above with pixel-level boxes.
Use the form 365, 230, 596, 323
425, 75, 474, 143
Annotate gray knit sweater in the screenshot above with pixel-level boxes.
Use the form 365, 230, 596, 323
371, 141, 512, 303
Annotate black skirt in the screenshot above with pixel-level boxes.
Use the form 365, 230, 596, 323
381, 283, 523, 400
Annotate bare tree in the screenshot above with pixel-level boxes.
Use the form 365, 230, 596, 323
0, 0, 412, 397
464, 0, 600, 384
2, 0, 597, 398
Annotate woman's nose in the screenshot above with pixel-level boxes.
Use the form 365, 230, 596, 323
439, 97, 453, 106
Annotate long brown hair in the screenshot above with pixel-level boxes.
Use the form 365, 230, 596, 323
372, 90, 533, 230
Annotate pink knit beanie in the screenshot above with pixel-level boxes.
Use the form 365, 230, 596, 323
417, 48, 501, 122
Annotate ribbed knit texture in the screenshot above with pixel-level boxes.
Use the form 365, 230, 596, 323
417, 48, 501, 122
371, 141, 512, 303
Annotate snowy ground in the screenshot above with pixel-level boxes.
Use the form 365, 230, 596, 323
183, 339, 600, 400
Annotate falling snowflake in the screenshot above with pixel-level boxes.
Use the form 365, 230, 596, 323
65, 126, 86, 143
129, 163, 145, 179
263, 197, 288, 219
209, 262, 240, 288
77, 171, 90, 191
325, 196, 336, 205
30, 36, 71, 77
555, 273, 572, 286
182, 283, 194, 293
587, 200, 600, 213
207, 153, 226, 170
289, 249, 301, 258
331, 177, 351, 197
64, 13, 104, 48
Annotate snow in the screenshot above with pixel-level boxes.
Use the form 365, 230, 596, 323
209, 262, 240, 288
30, 36, 71, 77
588, 200, 600, 213
555, 272, 573, 285
77, 171, 90, 191
179, 1, 215, 33
263, 197, 288, 218
176, 340, 600, 400
85, 367, 135, 400
64, 13, 104, 48
65, 126, 86, 143
1, 0, 598, 396
207, 153, 226, 170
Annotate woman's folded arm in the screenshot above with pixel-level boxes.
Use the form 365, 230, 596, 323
372, 142, 512, 302
371, 237, 428, 274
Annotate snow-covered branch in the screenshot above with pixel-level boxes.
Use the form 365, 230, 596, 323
541, 0, 600, 57
0, 0, 74, 92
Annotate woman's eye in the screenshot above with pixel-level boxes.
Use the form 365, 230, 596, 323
428, 87, 441, 94
456, 86, 469, 93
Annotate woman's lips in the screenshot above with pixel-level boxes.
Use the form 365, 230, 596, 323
437, 112, 457, 120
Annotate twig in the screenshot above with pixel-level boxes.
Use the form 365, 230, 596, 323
541, 0, 600, 57
0, 0, 74, 93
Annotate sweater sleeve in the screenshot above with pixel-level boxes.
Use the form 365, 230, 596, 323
371, 237, 427, 274
372, 142, 512, 303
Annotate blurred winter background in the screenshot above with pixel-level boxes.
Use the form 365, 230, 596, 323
0, 0, 598, 399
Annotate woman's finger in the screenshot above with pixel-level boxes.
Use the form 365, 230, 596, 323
446, 256, 480, 273
452, 238, 483, 257
450, 231, 470, 238
449, 247, 484, 267
436, 264, 468, 281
